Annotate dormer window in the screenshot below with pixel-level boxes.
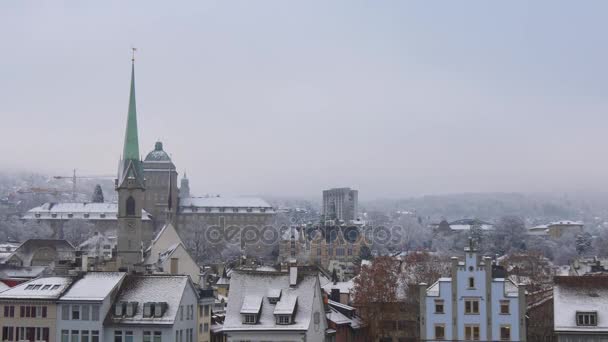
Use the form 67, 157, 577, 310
51, 214, 57, 218
100, 213, 106, 218
219, 207, 225, 213
35, 213, 41, 218
577, 312, 597, 326
67, 213, 73, 218
84, 213, 90, 218
267, 289, 282, 304
205, 207, 211, 212
115, 302, 125, 316
143, 303, 152, 317
232, 208, 238, 213
241, 295, 262, 324
243, 314, 257, 324
276, 314, 291, 325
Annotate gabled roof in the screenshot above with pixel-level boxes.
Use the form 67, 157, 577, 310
223, 270, 321, 332
0, 276, 73, 299
60, 272, 126, 301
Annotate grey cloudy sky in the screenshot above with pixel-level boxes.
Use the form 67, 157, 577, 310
1, 1, 608, 199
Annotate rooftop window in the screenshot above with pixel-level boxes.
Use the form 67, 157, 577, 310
577, 312, 597, 326
276, 314, 291, 325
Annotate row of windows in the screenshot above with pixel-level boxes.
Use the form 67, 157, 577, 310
434, 299, 510, 315
2, 326, 50, 341
3, 305, 48, 318
62, 330, 100, 342
433, 324, 511, 341
61, 305, 101, 321
114, 330, 160, 342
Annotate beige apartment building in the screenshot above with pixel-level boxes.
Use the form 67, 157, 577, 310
0, 276, 74, 342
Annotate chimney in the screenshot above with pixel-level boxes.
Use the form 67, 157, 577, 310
451, 256, 459, 279
289, 266, 298, 287
81, 254, 88, 272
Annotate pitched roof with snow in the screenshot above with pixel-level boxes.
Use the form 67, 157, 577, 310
0, 276, 73, 299
60, 272, 126, 301
322, 279, 354, 295
108, 275, 193, 326
223, 270, 320, 332
23, 202, 151, 221
554, 276, 608, 332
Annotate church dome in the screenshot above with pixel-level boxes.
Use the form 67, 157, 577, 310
144, 141, 171, 161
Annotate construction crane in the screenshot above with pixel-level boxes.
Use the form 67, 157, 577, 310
16, 187, 63, 196
53, 169, 114, 201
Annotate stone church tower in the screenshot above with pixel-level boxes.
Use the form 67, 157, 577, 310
115, 57, 146, 270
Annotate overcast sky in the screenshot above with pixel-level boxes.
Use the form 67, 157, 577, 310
1, 1, 608, 199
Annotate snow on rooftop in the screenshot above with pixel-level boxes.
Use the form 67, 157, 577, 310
240, 295, 263, 314
267, 288, 281, 299
0, 276, 72, 299
179, 196, 272, 208
322, 279, 354, 294
24, 202, 151, 220
274, 294, 297, 315
110, 275, 190, 325
224, 270, 319, 331
60, 272, 126, 301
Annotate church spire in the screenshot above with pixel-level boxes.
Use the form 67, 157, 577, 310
123, 49, 140, 161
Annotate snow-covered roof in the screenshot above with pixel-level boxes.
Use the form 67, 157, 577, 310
108, 275, 193, 326
274, 294, 297, 315
554, 276, 608, 332
23, 202, 151, 221
179, 197, 274, 214
0, 281, 9, 293
223, 270, 320, 332
549, 220, 583, 226
322, 279, 354, 295
240, 295, 263, 314
449, 224, 494, 231
0, 276, 73, 299
267, 288, 281, 299
60, 272, 125, 301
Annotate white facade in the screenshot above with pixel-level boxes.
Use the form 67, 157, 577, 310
420, 247, 526, 341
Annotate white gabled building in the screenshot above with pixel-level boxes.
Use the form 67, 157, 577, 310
420, 245, 526, 342
222, 267, 328, 342
56, 272, 126, 342
553, 276, 608, 342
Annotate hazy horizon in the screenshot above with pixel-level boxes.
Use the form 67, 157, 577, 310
2, 1, 608, 199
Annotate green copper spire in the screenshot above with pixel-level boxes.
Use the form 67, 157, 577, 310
123, 58, 140, 161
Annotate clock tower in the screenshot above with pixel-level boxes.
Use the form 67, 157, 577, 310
115, 53, 146, 270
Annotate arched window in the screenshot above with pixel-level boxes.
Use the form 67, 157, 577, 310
126, 196, 136, 216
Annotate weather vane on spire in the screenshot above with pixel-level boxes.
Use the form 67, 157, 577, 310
131, 47, 137, 62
